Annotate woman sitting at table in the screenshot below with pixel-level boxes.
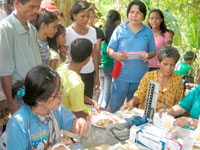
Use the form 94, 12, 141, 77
121, 46, 184, 111
6, 65, 88, 150
159, 84, 200, 128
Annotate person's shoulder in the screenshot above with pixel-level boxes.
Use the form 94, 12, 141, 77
56, 63, 69, 74
29, 22, 37, 32
0, 15, 14, 30
145, 70, 157, 77
8, 105, 30, 125
143, 24, 153, 32
88, 26, 97, 34
66, 25, 72, 32
172, 72, 182, 81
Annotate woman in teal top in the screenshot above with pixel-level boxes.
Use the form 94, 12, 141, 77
98, 10, 121, 108
160, 84, 200, 128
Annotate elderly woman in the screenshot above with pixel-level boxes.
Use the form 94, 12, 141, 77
6, 65, 88, 150
121, 46, 184, 111
107, 0, 156, 113
159, 84, 200, 128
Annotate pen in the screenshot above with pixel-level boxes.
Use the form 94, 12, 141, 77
163, 100, 166, 113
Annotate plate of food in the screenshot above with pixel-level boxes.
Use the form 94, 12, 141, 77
87, 112, 119, 128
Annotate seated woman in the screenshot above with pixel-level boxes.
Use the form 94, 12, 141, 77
6, 65, 88, 150
121, 46, 184, 111
160, 84, 200, 128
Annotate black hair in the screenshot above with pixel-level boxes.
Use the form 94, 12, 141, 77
148, 9, 167, 36
104, 10, 121, 44
127, 0, 147, 20
31, 9, 58, 30
158, 46, 180, 63
47, 24, 65, 52
12, 65, 61, 107
183, 51, 197, 61
71, 38, 93, 63
69, 0, 91, 21
18, 0, 31, 5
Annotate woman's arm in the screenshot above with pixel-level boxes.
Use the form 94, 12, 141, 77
120, 96, 140, 110
174, 116, 198, 128
107, 48, 128, 61
166, 105, 186, 117
140, 51, 156, 62
96, 39, 102, 63
91, 44, 100, 90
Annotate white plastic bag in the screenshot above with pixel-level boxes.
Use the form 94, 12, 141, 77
0, 132, 6, 150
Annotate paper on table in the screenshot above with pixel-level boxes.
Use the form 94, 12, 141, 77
161, 113, 175, 130
153, 113, 175, 131
120, 51, 145, 60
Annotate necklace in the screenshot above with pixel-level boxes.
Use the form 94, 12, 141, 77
28, 112, 45, 150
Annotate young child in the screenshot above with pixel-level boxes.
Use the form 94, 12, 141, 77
173, 51, 196, 80
6, 65, 88, 150
32, 9, 58, 65
48, 24, 67, 70
57, 38, 101, 119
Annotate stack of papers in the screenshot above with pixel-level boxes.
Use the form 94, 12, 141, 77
120, 51, 145, 60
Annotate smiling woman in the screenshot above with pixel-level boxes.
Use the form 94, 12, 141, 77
6, 65, 89, 150
107, 0, 156, 113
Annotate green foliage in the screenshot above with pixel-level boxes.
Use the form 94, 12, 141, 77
92, 0, 200, 81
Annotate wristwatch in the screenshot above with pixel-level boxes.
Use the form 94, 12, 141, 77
189, 118, 196, 130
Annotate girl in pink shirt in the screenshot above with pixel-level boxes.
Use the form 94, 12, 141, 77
148, 9, 172, 70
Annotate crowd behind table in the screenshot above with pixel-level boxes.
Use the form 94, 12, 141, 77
0, 0, 199, 149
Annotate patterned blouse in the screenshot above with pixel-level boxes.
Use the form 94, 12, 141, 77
135, 70, 184, 111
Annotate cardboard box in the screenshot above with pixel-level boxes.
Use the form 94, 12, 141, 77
129, 124, 183, 150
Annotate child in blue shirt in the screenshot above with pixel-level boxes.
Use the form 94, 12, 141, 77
6, 65, 88, 150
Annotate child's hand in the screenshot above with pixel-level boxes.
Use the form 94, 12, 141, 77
63, 137, 73, 148
59, 46, 67, 60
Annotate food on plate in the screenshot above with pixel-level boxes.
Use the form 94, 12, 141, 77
96, 118, 114, 127
51, 143, 70, 150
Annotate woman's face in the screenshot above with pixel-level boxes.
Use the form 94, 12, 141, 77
73, 10, 90, 27
149, 12, 163, 29
158, 57, 176, 76
56, 32, 66, 47
45, 85, 64, 110
128, 5, 144, 26
45, 20, 58, 38
87, 11, 95, 26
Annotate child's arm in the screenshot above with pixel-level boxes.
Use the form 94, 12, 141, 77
49, 59, 58, 70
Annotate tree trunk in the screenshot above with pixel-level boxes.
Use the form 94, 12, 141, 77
54, 0, 75, 27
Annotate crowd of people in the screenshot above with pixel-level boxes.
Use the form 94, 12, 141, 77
0, 0, 199, 149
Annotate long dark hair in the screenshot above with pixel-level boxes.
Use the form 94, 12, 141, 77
12, 65, 61, 107
69, 0, 91, 21
148, 9, 168, 35
31, 9, 58, 30
47, 24, 65, 52
104, 10, 121, 44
